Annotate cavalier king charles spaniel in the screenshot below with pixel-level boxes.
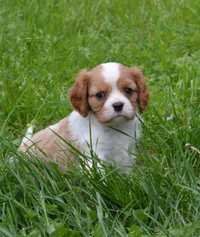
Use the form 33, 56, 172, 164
19, 62, 149, 173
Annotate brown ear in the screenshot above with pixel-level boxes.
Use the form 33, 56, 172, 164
69, 70, 90, 117
130, 67, 149, 112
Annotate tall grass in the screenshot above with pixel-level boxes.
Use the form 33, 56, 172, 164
1, 0, 200, 236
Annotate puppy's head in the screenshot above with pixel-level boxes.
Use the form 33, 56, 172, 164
69, 63, 149, 124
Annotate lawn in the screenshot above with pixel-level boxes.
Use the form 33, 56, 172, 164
0, 0, 200, 236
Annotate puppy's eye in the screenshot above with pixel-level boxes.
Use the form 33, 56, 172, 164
95, 91, 106, 99
124, 88, 135, 95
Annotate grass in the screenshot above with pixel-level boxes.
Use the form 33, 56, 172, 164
1, 0, 200, 236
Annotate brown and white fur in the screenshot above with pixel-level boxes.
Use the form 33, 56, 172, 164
19, 62, 149, 173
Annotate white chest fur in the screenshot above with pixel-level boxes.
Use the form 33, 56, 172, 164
68, 111, 141, 173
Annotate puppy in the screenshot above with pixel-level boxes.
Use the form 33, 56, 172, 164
19, 62, 149, 173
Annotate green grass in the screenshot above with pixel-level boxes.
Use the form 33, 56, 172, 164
1, 0, 200, 236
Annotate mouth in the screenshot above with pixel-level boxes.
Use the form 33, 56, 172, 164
114, 113, 126, 117
95, 109, 135, 124
103, 113, 134, 124
112, 114, 127, 120
113, 111, 134, 119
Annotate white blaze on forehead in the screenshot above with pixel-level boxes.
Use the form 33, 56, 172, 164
101, 62, 132, 114
101, 62, 120, 85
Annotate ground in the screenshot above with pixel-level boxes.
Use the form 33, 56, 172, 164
0, 0, 200, 236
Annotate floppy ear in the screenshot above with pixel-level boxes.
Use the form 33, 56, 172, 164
130, 67, 149, 112
69, 70, 90, 117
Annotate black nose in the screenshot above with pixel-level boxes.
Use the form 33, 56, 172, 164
112, 102, 124, 112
